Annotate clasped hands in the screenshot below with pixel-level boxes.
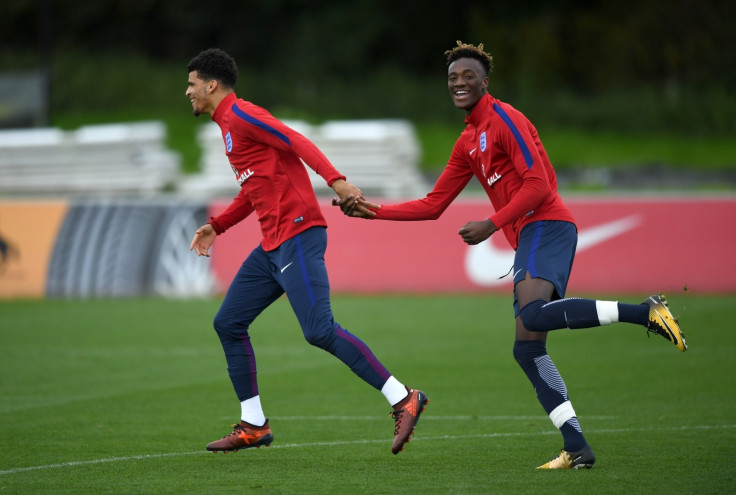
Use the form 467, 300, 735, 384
331, 194, 379, 218
330, 179, 497, 244
330, 179, 379, 218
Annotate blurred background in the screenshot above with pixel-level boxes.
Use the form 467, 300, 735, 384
1, 0, 735, 299
1, 0, 734, 177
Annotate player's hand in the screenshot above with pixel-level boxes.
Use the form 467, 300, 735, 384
458, 219, 497, 245
330, 179, 362, 201
330, 179, 379, 218
331, 195, 380, 218
189, 223, 217, 257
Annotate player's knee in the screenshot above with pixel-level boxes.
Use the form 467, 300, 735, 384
519, 299, 548, 332
302, 326, 335, 350
213, 312, 242, 338
300, 311, 338, 350
213, 312, 227, 334
512, 339, 547, 367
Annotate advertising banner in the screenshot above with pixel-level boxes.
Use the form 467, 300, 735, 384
0, 199, 214, 299
0, 200, 68, 298
209, 196, 736, 294
3, 196, 733, 299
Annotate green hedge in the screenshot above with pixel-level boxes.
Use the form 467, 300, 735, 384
23, 50, 735, 173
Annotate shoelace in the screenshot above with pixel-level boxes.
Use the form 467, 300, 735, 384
390, 409, 404, 435
222, 423, 244, 439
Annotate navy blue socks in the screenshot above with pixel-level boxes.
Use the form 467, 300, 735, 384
519, 298, 649, 332
513, 340, 587, 452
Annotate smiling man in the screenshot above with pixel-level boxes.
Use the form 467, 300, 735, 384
335, 41, 687, 469
186, 48, 427, 455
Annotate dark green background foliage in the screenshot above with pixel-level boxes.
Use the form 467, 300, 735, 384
2, 0, 734, 134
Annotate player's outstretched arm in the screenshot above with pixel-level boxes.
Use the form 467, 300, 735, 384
189, 223, 217, 257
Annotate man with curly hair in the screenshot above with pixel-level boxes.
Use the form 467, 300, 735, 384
186, 48, 427, 455
336, 41, 686, 469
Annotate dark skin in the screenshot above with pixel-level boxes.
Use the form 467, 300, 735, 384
333, 56, 553, 342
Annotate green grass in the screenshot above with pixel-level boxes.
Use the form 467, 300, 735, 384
1, 293, 734, 493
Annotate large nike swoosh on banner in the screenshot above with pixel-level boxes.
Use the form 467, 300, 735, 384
464, 214, 642, 286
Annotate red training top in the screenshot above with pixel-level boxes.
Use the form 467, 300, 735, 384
207, 93, 345, 251
373, 93, 575, 249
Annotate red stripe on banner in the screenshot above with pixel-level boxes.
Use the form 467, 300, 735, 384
209, 196, 736, 294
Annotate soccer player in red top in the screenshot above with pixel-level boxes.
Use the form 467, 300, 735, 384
336, 41, 686, 469
186, 48, 427, 455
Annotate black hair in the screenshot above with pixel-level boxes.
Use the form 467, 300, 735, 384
445, 41, 493, 75
187, 48, 238, 88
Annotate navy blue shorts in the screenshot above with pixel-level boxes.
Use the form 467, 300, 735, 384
217, 226, 336, 341
512, 220, 577, 316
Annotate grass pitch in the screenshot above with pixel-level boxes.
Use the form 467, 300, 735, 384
1, 293, 734, 494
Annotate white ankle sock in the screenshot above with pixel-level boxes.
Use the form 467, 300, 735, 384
381, 376, 408, 406
240, 395, 266, 426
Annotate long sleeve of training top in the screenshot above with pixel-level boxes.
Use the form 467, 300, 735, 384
372, 151, 474, 221
207, 93, 346, 250
374, 93, 574, 249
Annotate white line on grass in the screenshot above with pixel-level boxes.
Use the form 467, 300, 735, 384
269, 415, 619, 421
1, 423, 734, 477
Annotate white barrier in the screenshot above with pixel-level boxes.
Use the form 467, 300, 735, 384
180, 119, 427, 198
0, 121, 180, 196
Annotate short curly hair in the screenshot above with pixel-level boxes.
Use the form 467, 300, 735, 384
187, 48, 238, 88
445, 41, 493, 75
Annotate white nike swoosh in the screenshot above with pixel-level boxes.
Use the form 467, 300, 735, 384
469, 148, 477, 155
280, 262, 294, 273
464, 215, 642, 286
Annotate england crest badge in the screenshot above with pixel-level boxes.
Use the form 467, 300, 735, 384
225, 132, 233, 152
